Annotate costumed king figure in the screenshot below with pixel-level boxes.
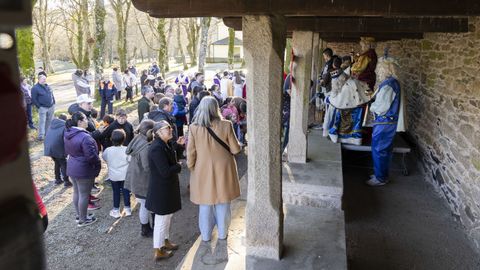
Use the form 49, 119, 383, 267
366, 56, 403, 187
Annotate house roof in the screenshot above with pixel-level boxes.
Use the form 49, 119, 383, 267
211, 37, 243, 46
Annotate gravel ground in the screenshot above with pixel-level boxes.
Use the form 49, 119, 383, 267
36, 151, 247, 270
30, 101, 249, 270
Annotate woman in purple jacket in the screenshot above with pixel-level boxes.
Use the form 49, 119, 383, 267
64, 112, 101, 227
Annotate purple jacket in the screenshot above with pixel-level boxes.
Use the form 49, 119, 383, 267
64, 127, 101, 179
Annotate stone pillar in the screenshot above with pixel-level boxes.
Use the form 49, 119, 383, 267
288, 31, 314, 163
243, 15, 286, 261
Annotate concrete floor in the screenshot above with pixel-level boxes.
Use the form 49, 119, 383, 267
342, 150, 480, 270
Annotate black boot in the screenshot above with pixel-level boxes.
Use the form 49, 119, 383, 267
141, 223, 153, 237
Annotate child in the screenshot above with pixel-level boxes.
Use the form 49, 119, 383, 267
102, 114, 115, 128
44, 113, 72, 187
91, 108, 100, 128
173, 87, 187, 137
102, 129, 131, 218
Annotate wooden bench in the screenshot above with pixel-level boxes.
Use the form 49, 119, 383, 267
341, 135, 411, 176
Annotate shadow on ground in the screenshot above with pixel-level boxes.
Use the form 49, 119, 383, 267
43, 153, 247, 270
342, 150, 480, 270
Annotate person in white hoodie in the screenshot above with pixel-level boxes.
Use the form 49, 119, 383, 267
102, 129, 131, 218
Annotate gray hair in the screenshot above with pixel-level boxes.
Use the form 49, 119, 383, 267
192, 96, 222, 127
141, 85, 154, 96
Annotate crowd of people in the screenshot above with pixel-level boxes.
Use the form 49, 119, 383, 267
20, 63, 248, 261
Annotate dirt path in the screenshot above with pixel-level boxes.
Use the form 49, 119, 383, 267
38, 148, 247, 270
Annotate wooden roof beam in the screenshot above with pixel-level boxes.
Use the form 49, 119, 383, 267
223, 17, 469, 33
132, 0, 480, 17
313, 32, 424, 42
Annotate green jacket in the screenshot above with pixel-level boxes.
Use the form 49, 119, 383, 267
138, 96, 154, 122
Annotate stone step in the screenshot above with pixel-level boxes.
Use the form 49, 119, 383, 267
282, 130, 344, 210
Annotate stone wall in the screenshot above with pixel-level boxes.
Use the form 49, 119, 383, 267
324, 42, 360, 56
326, 17, 480, 250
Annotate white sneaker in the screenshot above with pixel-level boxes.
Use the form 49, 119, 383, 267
109, 209, 121, 219
124, 207, 132, 217
366, 177, 387, 187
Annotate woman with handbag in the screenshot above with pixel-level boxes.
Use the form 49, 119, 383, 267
187, 96, 241, 242
146, 120, 184, 260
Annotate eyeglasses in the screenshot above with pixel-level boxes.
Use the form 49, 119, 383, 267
160, 126, 172, 130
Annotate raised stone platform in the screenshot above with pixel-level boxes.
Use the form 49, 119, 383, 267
283, 130, 343, 209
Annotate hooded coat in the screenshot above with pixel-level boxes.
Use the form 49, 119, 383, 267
98, 120, 134, 149
148, 110, 178, 140
44, 118, 66, 158
64, 127, 101, 179
125, 134, 151, 198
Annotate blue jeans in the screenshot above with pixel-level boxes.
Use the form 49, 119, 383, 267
110, 181, 131, 209
26, 103, 34, 127
199, 203, 231, 241
100, 98, 113, 118
38, 105, 55, 139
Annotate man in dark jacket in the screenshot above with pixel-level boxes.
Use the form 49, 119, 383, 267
44, 114, 71, 186
148, 97, 186, 159
99, 109, 134, 149
99, 76, 117, 118
68, 94, 97, 133
31, 75, 56, 140
188, 86, 204, 124
138, 85, 155, 122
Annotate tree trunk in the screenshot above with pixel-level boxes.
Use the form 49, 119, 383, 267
198, 17, 211, 74
227, 27, 235, 70
93, 0, 106, 100
40, 36, 54, 73
165, 19, 174, 72
111, 0, 131, 71
157, 18, 167, 78
177, 19, 188, 70
185, 18, 200, 67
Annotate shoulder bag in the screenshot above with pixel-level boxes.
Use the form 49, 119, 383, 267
206, 127, 233, 155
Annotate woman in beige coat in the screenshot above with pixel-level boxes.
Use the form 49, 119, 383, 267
187, 96, 241, 241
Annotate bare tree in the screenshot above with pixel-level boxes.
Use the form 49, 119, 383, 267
198, 17, 211, 73
134, 10, 172, 77
58, 0, 94, 70
93, 0, 106, 99
176, 18, 188, 70
32, 0, 60, 73
165, 19, 174, 72
183, 18, 200, 67
109, 0, 132, 71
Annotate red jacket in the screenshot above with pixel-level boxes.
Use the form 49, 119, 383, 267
33, 182, 47, 217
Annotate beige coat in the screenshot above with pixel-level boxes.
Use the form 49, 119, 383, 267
187, 119, 241, 205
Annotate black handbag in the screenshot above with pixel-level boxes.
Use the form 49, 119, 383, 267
206, 127, 233, 155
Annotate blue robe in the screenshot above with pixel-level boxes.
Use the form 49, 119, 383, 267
328, 106, 364, 145
371, 77, 401, 182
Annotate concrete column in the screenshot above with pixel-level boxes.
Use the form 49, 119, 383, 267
288, 31, 314, 163
243, 15, 286, 261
